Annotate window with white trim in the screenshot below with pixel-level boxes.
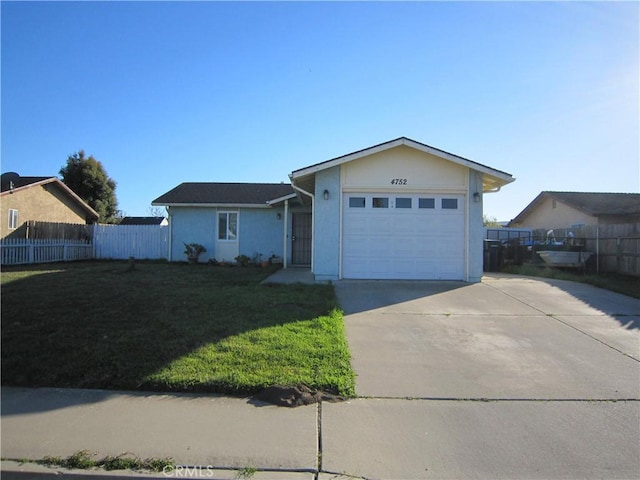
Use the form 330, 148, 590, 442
8, 209, 18, 229
372, 197, 389, 208
442, 198, 458, 209
395, 197, 412, 208
349, 197, 365, 208
218, 212, 238, 240
418, 198, 435, 209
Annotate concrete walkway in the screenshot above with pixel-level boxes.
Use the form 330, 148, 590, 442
2, 274, 639, 479
261, 267, 316, 284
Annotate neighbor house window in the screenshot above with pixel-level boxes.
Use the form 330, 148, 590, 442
418, 198, 435, 209
395, 198, 412, 208
218, 212, 238, 240
372, 197, 389, 208
349, 197, 366, 208
442, 198, 458, 209
8, 209, 18, 229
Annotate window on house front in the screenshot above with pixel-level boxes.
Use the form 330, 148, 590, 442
395, 198, 412, 208
372, 197, 389, 208
218, 212, 238, 240
349, 197, 366, 208
8, 209, 18, 229
442, 198, 458, 209
418, 198, 435, 209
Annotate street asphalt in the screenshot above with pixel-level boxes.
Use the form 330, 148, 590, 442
2, 273, 639, 479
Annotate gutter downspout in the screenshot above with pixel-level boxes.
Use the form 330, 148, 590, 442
290, 181, 315, 273
283, 199, 289, 269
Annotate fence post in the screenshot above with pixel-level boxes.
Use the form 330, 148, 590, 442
616, 238, 622, 274
28, 240, 34, 264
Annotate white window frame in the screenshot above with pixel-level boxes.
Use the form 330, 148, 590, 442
217, 211, 239, 241
8, 209, 18, 229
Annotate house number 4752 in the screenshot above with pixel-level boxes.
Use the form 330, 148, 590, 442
390, 178, 407, 185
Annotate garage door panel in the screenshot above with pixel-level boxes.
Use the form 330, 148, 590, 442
343, 193, 465, 280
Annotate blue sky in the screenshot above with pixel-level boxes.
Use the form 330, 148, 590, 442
2, 1, 638, 221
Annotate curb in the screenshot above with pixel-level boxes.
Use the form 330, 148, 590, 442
0, 461, 317, 480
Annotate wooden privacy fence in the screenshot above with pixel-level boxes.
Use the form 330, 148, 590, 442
24, 220, 93, 240
2, 224, 169, 265
1, 238, 93, 265
93, 224, 169, 260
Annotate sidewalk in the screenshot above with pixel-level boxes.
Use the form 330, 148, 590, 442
1, 387, 320, 479
3, 386, 640, 479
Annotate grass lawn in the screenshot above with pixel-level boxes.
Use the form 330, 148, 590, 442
1, 261, 356, 396
501, 264, 640, 300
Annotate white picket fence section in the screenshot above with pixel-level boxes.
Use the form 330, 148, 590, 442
1, 224, 170, 265
1, 238, 93, 265
93, 224, 169, 260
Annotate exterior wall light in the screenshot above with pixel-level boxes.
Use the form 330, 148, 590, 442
276, 213, 282, 220
323, 189, 329, 200
473, 192, 481, 203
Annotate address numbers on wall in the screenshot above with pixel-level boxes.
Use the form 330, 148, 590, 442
390, 178, 408, 185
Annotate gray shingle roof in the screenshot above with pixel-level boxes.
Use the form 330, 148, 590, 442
152, 182, 295, 206
118, 217, 166, 225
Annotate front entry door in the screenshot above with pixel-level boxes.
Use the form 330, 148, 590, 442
291, 213, 312, 265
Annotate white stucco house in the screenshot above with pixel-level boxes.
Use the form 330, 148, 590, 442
152, 137, 514, 282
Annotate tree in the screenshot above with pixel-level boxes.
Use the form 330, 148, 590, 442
148, 205, 166, 218
59, 150, 118, 223
483, 214, 502, 228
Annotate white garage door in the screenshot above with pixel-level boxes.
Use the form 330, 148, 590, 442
342, 193, 465, 280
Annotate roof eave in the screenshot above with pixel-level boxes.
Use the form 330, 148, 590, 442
266, 192, 298, 205
152, 202, 273, 209
291, 137, 514, 186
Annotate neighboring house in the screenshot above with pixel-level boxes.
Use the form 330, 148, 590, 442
508, 192, 640, 229
0, 172, 99, 239
153, 137, 514, 282
118, 216, 168, 226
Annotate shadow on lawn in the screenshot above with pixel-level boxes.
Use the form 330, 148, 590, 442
1, 261, 338, 415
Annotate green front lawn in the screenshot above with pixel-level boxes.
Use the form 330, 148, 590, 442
1, 261, 355, 396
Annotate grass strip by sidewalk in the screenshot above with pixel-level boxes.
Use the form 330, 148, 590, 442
1, 261, 356, 396
34, 450, 174, 472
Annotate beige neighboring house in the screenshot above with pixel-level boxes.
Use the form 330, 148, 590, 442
1, 172, 99, 239
508, 191, 640, 229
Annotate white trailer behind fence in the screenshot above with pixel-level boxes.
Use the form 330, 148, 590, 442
93, 224, 169, 260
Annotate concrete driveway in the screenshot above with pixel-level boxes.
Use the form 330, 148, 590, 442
335, 273, 639, 399
324, 274, 640, 479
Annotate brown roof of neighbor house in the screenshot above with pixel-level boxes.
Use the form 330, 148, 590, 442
152, 182, 295, 206
1, 173, 51, 192
0, 172, 99, 220
510, 191, 640, 225
118, 216, 166, 225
